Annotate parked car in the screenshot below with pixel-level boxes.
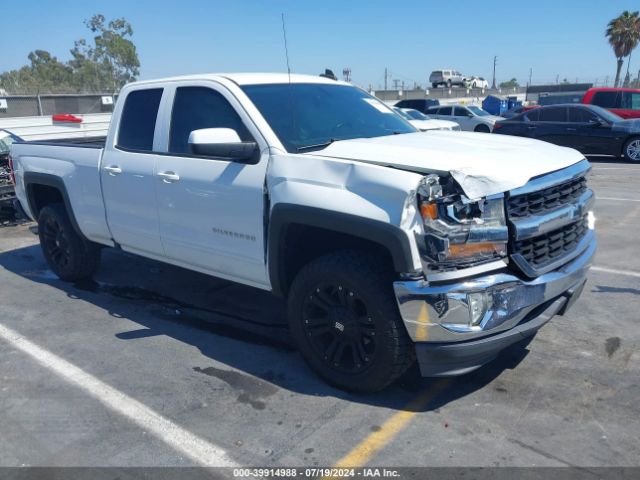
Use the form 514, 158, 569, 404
426, 104, 504, 132
393, 108, 460, 131
582, 87, 640, 119
465, 76, 489, 89
501, 105, 539, 119
394, 98, 439, 113
11, 73, 594, 392
429, 69, 465, 88
493, 104, 640, 161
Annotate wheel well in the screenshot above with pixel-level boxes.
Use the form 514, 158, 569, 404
28, 184, 64, 216
276, 223, 395, 297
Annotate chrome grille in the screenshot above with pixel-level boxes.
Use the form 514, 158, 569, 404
506, 160, 594, 278
507, 176, 588, 218
512, 216, 588, 269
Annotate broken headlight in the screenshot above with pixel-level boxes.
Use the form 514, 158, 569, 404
417, 174, 508, 271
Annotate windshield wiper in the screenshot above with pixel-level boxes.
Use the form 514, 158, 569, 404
296, 138, 337, 152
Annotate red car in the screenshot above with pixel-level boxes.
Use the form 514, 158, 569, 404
581, 87, 640, 119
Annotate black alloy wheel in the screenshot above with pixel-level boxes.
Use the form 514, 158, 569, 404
302, 282, 376, 374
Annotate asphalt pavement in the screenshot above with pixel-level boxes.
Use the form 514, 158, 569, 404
0, 158, 638, 471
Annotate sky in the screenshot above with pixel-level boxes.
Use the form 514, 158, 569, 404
2, 0, 639, 90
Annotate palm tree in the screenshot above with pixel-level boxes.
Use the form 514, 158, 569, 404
605, 11, 640, 87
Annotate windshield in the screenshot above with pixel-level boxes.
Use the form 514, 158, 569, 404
467, 106, 490, 116
404, 109, 430, 120
393, 107, 413, 121
241, 83, 416, 152
589, 105, 623, 123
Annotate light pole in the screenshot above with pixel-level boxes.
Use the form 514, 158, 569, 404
491, 56, 497, 89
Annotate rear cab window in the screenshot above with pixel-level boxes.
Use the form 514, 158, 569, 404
117, 88, 163, 151
592, 91, 621, 109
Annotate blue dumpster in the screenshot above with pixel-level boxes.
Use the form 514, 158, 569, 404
482, 95, 508, 115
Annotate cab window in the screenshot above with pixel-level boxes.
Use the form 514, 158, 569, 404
117, 88, 163, 151
169, 86, 251, 155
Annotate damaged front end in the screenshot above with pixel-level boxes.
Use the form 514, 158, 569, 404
412, 174, 509, 281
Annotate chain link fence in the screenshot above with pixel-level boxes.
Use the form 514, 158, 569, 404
373, 86, 528, 103
0, 93, 116, 118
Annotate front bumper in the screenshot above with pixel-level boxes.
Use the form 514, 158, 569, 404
393, 235, 595, 376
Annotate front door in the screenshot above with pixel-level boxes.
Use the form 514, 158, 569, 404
153, 84, 269, 287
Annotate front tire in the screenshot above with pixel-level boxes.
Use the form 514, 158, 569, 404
288, 250, 414, 393
623, 137, 640, 162
474, 124, 491, 133
38, 204, 101, 281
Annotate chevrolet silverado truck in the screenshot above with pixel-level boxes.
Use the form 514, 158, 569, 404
10, 74, 596, 392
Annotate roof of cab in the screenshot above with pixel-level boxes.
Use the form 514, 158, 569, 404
125, 72, 349, 87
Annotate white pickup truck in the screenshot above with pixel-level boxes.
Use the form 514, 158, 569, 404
10, 73, 596, 392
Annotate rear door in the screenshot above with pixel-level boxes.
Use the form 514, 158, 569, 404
532, 106, 569, 146
452, 106, 473, 130
101, 87, 166, 256
153, 82, 270, 287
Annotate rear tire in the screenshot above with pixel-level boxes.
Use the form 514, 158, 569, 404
623, 137, 640, 162
38, 203, 101, 281
288, 250, 414, 393
474, 124, 491, 133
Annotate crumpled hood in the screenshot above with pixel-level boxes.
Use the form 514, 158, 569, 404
307, 131, 585, 199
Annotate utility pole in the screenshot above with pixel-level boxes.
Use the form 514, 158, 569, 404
528, 68, 532, 87
384, 68, 388, 91
393, 79, 400, 90
491, 56, 497, 89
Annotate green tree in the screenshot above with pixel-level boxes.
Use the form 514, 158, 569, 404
605, 11, 640, 87
499, 78, 519, 89
73, 14, 140, 91
0, 14, 139, 94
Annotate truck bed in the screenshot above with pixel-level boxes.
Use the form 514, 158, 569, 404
11, 140, 112, 243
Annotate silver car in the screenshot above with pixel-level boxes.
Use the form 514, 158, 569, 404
429, 69, 465, 88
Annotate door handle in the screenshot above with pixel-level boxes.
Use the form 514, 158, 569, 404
104, 165, 122, 176
157, 171, 180, 183
527, 126, 537, 130
566, 128, 577, 132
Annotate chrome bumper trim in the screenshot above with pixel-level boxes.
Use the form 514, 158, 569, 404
394, 236, 595, 343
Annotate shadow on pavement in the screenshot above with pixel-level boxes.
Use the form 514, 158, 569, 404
0, 241, 534, 413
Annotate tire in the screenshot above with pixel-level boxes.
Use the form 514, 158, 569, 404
447, 79, 452, 88
472, 82, 477, 88
432, 83, 438, 89
623, 137, 640, 162
288, 250, 415, 393
38, 203, 101, 281
474, 124, 491, 133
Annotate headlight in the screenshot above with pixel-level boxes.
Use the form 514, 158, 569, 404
417, 175, 508, 272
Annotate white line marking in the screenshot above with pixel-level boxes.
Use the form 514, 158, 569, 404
592, 266, 640, 278
597, 197, 640, 203
593, 167, 639, 170
0, 322, 238, 467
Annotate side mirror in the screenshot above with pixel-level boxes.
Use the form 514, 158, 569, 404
188, 128, 257, 162
590, 119, 607, 128
467, 113, 474, 117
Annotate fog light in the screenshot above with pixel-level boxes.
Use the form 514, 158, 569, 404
467, 292, 487, 326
